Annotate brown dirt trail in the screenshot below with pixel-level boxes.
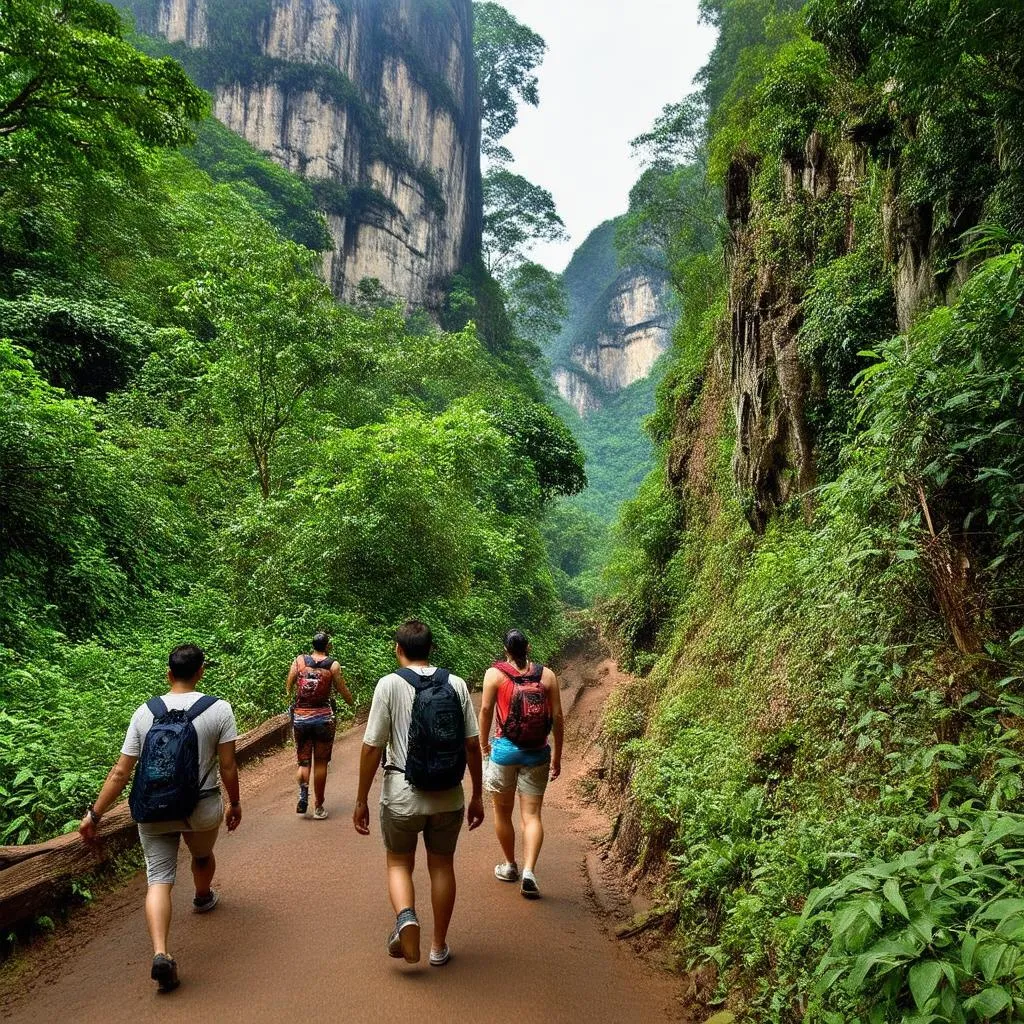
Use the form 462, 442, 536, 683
0, 654, 679, 1024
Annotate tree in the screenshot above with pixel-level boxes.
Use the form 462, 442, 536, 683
505, 260, 567, 361
473, 1, 546, 163
0, 0, 207, 174
482, 169, 567, 278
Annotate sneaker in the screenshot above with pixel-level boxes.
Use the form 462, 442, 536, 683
313, 805, 328, 820
151, 953, 180, 993
520, 871, 541, 899
296, 792, 308, 815
192, 889, 219, 914
429, 944, 451, 967
386, 908, 421, 963
494, 861, 519, 883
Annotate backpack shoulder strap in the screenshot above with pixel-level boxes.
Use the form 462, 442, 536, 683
493, 661, 521, 680
433, 668, 450, 686
146, 696, 167, 718
396, 667, 429, 690
186, 694, 220, 722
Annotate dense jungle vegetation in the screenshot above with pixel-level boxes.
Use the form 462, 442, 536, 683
598, 0, 1024, 1021
0, 0, 583, 848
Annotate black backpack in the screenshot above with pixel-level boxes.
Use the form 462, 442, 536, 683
128, 695, 220, 823
397, 668, 467, 791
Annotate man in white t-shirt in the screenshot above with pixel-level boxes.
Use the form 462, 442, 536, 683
78, 644, 240, 993
354, 620, 483, 967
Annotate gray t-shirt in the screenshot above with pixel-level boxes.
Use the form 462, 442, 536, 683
122, 691, 238, 790
363, 667, 479, 815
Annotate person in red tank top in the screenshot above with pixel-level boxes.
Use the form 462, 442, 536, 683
478, 629, 564, 899
286, 632, 354, 819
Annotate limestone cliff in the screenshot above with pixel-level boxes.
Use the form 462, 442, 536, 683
126, 0, 482, 309
549, 221, 675, 417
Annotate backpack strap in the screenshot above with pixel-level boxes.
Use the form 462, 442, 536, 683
146, 696, 167, 718
396, 667, 446, 690
185, 694, 220, 722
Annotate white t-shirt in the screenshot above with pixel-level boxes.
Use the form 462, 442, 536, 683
363, 667, 479, 815
122, 691, 238, 790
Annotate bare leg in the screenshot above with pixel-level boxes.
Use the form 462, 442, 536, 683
145, 883, 173, 955
520, 793, 545, 873
386, 850, 416, 914
183, 831, 217, 898
426, 851, 456, 952
312, 757, 329, 808
491, 791, 517, 865
296, 763, 310, 788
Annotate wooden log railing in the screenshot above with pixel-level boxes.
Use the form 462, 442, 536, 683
0, 713, 291, 932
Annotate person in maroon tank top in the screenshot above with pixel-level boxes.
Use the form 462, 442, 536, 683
286, 632, 354, 819
478, 629, 564, 899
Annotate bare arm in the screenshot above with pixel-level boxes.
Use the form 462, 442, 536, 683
465, 736, 484, 830
219, 740, 241, 830
78, 753, 137, 843
353, 743, 381, 834
545, 668, 564, 780
478, 668, 501, 757
332, 662, 355, 708
285, 657, 299, 698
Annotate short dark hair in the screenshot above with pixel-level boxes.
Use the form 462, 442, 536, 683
312, 632, 330, 653
504, 629, 529, 667
395, 620, 432, 661
169, 644, 205, 681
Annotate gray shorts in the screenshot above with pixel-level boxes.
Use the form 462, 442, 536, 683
138, 793, 223, 885
380, 804, 463, 856
484, 758, 550, 798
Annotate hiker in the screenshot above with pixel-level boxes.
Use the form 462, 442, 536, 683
286, 631, 355, 819
78, 644, 240, 993
478, 629, 563, 899
353, 620, 484, 967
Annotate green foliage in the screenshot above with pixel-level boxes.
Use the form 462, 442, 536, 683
483, 169, 567, 279
597, 0, 1024, 1021
0, 13, 584, 845
473, 1, 545, 162
0, 0, 207, 175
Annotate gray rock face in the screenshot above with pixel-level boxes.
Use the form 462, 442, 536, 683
140, 0, 481, 309
554, 269, 675, 417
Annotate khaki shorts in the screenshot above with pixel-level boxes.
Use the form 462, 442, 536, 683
138, 793, 222, 885
380, 804, 463, 856
484, 758, 550, 798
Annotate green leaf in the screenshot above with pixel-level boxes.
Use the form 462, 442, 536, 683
909, 961, 943, 1011
964, 986, 1012, 1017
883, 878, 910, 919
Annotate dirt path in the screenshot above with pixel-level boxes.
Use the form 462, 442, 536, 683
0, 655, 680, 1023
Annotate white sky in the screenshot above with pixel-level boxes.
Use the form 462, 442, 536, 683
496, 1, 716, 272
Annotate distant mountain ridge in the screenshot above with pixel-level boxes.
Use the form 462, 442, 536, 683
548, 219, 676, 417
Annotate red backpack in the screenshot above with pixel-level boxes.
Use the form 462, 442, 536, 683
295, 655, 334, 708
495, 662, 552, 749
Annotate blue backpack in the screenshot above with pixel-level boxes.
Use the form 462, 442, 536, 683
397, 669, 467, 791
128, 695, 220, 823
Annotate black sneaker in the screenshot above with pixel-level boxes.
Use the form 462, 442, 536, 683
296, 794, 308, 815
520, 873, 541, 899
192, 889, 219, 914
151, 954, 180, 993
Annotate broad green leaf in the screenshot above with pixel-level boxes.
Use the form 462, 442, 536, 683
908, 961, 943, 1010
883, 878, 909, 919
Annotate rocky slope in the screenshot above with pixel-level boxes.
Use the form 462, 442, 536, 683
125, 0, 482, 309
550, 221, 675, 417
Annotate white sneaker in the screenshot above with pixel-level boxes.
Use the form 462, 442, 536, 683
429, 944, 451, 967
494, 861, 519, 882
313, 806, 328, 820
520, 870, 540, 899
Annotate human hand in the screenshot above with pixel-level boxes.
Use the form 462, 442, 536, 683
549, 760, 561, 781
225, 803, 242, 831
466, 795, 485, 831
353, 799, 370, 835
78, 814, 99, 845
